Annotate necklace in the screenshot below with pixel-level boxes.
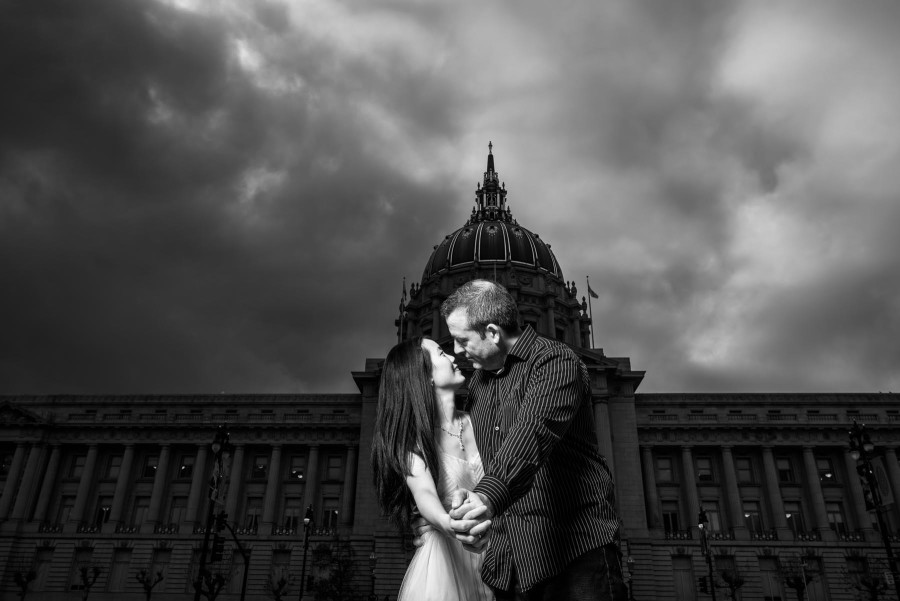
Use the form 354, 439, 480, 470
440, 417, 466, 452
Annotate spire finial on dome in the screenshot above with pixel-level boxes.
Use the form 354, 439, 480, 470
487, 141, 494, 173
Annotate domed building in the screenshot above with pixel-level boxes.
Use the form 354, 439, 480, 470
0, 146, 898, 601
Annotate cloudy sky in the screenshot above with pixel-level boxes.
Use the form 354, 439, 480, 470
2, 0, 899, 396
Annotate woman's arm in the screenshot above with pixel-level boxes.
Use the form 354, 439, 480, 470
405, 454, 454, 536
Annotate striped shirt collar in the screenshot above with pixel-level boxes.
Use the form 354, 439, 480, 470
483, 325, 537, 377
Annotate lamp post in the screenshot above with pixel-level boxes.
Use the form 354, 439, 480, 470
848, 421, 900, 596
298, 505, 314, 601
699, 509, 718, 601
626, 555, 635, 601
194, 426, 232, 601
368, 549, 378, 601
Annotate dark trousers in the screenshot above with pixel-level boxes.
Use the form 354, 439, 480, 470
492, 543, 628, 601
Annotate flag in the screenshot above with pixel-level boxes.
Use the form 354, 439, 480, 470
399, 277, 407, 313
587, 282, 599, 299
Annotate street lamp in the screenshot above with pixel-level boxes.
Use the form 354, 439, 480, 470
298, 505, 314, 601
369, 549, 378, 601
194, 426, 232, 601
698, 509, 718, 601
848, 421, 900, 593
625, 555, 635, 601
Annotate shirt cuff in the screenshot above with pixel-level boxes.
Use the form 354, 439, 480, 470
473, 475, 510, 518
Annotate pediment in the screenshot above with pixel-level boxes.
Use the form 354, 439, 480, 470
0, 401, 45, 426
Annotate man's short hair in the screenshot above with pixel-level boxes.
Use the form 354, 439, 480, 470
440, 279, 520, 337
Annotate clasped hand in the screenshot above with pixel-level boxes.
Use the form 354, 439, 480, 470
411, 489, 492, 553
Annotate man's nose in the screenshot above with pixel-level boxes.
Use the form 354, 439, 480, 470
453, 341, 464, 354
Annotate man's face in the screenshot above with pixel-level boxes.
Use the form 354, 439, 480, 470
446, 308, 505, 371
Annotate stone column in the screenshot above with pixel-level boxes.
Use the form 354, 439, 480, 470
681, 446, 700, 535
640, 446, 660, 530
719, 446, 747, 539
262, 444, 283, 530
225, 444, 245, 520
302, 445, 320, 514
844, 448, 875, 539
431, 299, 442, 338
70, 444, 100, 529
184, 444, 209, 530
884, 447, 900, 524
107, 444, 135, 531
760, 446, 790, 539
340, 444, 359, 527
10, 443, 45, 521
592, 399, 615, 476
145, 444, 171, 532
803, 446, 833, 540
0, 443, 27, 519
33, 445, 62, 524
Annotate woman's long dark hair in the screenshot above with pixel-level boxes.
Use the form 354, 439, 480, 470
371, 336, 441, 532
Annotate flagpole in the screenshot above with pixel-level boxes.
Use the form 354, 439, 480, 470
398, 277, 407, 344
586, 276, 595, 349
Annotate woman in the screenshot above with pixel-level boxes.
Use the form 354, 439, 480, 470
372, 337, 493, 601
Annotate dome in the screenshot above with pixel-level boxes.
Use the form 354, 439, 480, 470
421, 142, 564, 282
423, 220, 563, 280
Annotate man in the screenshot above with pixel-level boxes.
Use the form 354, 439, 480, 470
443, 279, 626, 601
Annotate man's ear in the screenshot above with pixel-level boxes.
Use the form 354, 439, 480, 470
485, 324, 502, 343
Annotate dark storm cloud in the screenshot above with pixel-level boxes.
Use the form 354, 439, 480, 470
2, 0, 899, 395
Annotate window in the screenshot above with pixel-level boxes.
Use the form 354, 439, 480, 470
701, 501, 722, 532
661, 500, 680, 532
70, 455, 87, 479
326, 456, 343, 481
34, 548, 54, 591
106, 455, 122, 479
759, 556, 784, 601
131, 497, 150, 527
826, 502, 847, 535
784, 501, 806, 536
251, 456, 268, 480
107, 548, 132, 592
151, 548, 171, 593
695, 457, 714, 482
244, 497, 262, 532
743, 500, 763, 532
56, 496, 76, 525
93, 497, 113, 527
775, 458, 794, 483
1, 451, 14, 476
816, 457, 835, 483
655, 457, 675, 483
288, 456, 306, 481
69, 548, 94, 590
168, 497, 187, 525
283, 497, 302, 532
735, 457, 755, 483
322, 498, 340, 530
178, 455, 194, 479
142, 455, 158, 478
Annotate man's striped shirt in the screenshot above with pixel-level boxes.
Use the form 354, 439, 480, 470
467, 326, 621, 592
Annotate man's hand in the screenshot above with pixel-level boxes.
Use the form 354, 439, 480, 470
448, 490, 493, 553
410, 515, 432, 547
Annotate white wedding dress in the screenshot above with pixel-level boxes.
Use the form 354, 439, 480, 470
397, 451, 493, 601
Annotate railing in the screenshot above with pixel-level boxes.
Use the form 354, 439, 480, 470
234, 526, 258, 536
38, 522, 64, 533
664, 529, 693, 540
71, 411, 357, 424
687, 414, 718, 422
76, 522, 101, 534
853, 413, 879, 422
708, 530, 735, 541
115, 523, 138, 534
766, 414, 798, 421
838, 530, 865, 542
807, 414, 837, 422
795, 530, 821, 542
726, 414, 758, 422
271, 526, 297, 536
154, 522, 179, 534
750, 529, 779, 541
648, 414, 678, 422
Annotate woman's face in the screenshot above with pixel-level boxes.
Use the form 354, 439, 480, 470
421, 338, 465, 392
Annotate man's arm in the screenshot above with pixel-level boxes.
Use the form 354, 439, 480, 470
471, 351, 586, 517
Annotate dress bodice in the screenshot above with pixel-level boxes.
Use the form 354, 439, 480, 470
437, 452, 484, 511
